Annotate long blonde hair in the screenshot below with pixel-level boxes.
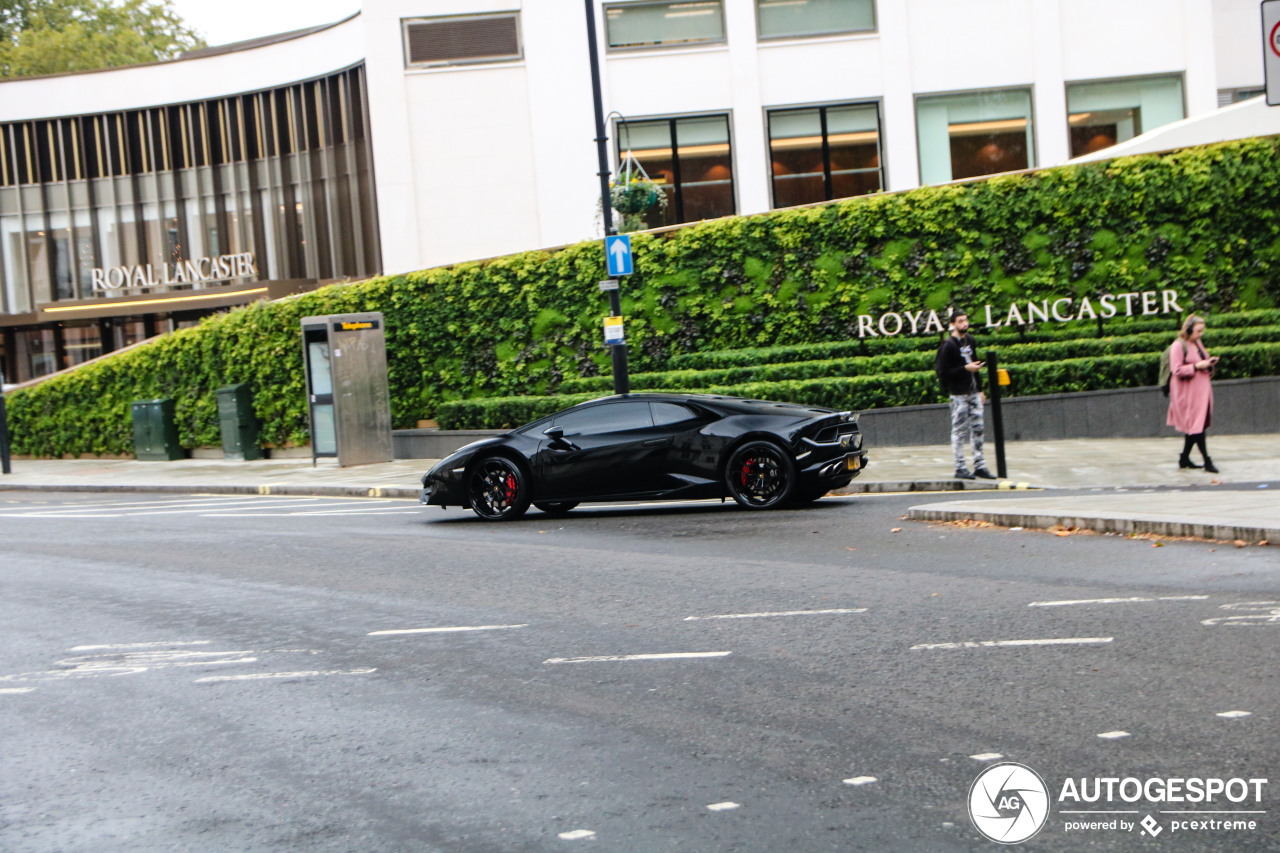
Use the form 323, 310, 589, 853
1177, 314, 1205, 342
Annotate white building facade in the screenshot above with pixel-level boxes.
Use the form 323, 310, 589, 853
0, 0, 1269, 383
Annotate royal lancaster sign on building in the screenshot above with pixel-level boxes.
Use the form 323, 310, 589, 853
855, 289, 1184, 338
90, 252, 258, 292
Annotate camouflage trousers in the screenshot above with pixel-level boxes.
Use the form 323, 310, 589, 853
949, 393, 986, 472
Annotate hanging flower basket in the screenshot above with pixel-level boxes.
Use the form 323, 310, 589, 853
611, 179, 660, 214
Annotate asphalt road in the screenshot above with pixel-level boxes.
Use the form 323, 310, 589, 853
0, 490, 1276, 852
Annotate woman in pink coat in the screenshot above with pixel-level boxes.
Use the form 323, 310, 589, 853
1166, 314, 1219, 472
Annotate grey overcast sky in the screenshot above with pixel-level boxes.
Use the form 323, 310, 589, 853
168, 0, 361, 47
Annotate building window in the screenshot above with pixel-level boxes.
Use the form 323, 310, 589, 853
768, 103, 882, 208
1067, 76, 1184, 158
403, 14, 522, 68
916, 88, 1034, 185
756, 0, 874, 40
604, 1, 726, 50
619, 114, 734, 227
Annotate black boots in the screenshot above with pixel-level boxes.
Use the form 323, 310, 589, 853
1179, 454, 1218, 473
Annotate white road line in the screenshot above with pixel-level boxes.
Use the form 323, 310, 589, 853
543, 651, 733, 665
1, 513, 127, 518
558, 830, 596, 840
69, 641, 211, 651
1097, 731, 1131, 740
0, 497, 328, 515
195, 668, 375, 684
0, 687, 36, 694
706, 802, 740, 811
368, 624, 528, 636
911, 637, 1113, 651
1029, 596, 1208, 607
843, 776, 878, 786
1217, 710, 1252, 719
684, 608, 866, 621
970, 753, 1004, 761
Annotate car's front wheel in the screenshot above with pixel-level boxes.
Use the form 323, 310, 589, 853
533, 501, 579, 515
725, 440, 796, 509
467, 456, 532, 521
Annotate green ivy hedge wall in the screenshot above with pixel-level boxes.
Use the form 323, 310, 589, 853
8, 137, 1280, 456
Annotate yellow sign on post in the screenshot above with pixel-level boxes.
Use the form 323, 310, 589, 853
603, 315, 624, 345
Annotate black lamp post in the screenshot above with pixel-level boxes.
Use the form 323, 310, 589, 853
584, 0, 630, 396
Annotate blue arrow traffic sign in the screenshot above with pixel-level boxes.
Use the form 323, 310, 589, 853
605, 234, 633, 276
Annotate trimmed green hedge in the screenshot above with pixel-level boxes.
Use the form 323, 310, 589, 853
9, 137, 1280, 456
559, 323, 1280, 393
437, 341, 1280, 429
667, 309, 1280, 371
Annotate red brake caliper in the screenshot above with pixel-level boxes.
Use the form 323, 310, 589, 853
505, 474, 517, 499
741, 458, 753, 486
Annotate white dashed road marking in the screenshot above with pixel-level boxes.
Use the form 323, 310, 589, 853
0, 687, 36, 694
843, 776, 878, 786
195, 668, 376, 684
69, 640, 212, 651
544, 652, 732, 665
368, 624, 528, 636
706, 802, 740, 812
1029, 596, 1209, 607
1097, 731, 1131, 740
684, 608, 866, 621
911, 637, 1113, 651
1217, 710, 1252, 719
970, 753, 1004, 762
558, 829, 596, 840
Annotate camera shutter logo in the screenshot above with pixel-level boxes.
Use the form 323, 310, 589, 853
969, 762, 1051, 844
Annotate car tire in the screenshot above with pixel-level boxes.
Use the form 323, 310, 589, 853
725, 440, 796, 509
467, 456, 532, 521
533, 501, 579, 515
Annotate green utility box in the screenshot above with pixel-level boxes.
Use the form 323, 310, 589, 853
216, 383, 262, 461
131, 398, 183, 461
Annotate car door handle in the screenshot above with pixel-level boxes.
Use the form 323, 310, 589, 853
642, 438, 670, 446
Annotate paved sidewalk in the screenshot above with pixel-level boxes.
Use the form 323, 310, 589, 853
0, 434, 1275, 542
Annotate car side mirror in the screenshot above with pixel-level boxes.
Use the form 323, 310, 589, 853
544, 425, 564, 440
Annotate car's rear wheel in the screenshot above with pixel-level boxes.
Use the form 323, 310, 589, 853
467, 456, 531, 521
533, 501, 579, 515
725, 440, 796, 509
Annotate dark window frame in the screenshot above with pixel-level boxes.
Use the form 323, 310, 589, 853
615, 112, 736, 226
766, 100, 884, 208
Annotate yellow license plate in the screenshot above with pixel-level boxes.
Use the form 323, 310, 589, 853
847, 455, 860, 471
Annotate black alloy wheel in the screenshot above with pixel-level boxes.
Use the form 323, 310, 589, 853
467, 456, 532, 521
725, 440, 796, 509
533, 501, 579, 515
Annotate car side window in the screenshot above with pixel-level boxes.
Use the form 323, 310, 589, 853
554, 401, 654, 436
650, 402, 698, 426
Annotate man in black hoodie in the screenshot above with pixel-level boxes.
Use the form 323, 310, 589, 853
936, 309, 997, 480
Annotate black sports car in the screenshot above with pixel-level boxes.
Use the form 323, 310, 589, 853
420, 393, 868, 520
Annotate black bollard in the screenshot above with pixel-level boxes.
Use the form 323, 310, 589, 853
0, 370, 11, 474
986, 352, 1007, 480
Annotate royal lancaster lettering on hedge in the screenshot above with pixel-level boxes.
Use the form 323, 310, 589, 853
856, 290, 1184, 338
90, 253, 258, 292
